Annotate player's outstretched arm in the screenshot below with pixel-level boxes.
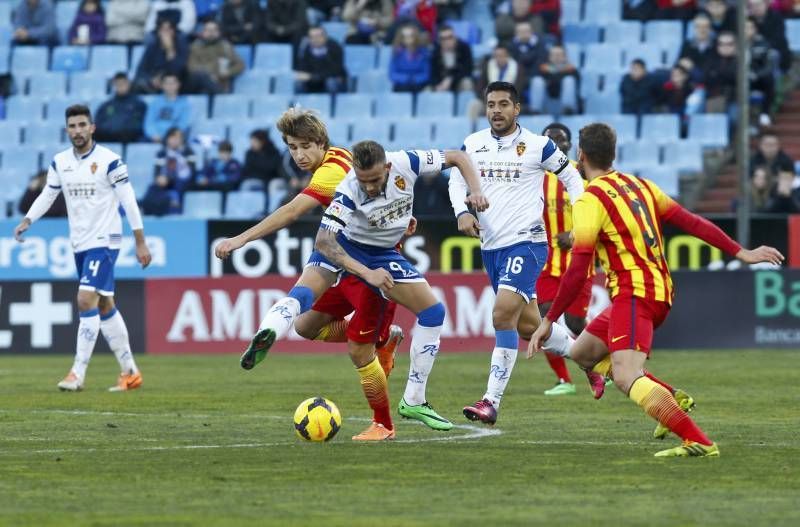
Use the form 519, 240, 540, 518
215, 193, 320, 259
314, 228, 394, 293
443, 150, 488, 212
14, 185, 61, 242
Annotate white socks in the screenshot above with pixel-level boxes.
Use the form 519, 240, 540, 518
258, 297, 301, 339
543, 322, 575, 358
72, 310, 100, 381
483, 346, 518, 408
100, 309, 138, 374
402, 322, 441, 406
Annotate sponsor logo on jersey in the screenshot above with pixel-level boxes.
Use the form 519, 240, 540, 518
516, 142, 526, 157
475, 145, 490, 153
394, 175, 406, 190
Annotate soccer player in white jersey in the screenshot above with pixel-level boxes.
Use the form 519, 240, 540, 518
448, 81, 585, 425
248, 140, 487, 438
13, 105, 151, 392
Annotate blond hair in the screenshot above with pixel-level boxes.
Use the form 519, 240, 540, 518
275, 107, 330, 150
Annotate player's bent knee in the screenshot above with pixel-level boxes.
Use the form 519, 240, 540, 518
417, 302, 445, 327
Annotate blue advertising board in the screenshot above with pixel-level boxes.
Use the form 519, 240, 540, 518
0, 218, 207, 279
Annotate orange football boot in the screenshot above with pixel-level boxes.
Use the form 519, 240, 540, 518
352, 422, 396, 441
109, 370, 143, 392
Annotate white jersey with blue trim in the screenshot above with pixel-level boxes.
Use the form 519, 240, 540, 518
46, 143, 129, 252
321, 149, 445, 248
448, 125, 584, 251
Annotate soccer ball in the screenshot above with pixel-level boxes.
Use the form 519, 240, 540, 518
293, 397, 342, 442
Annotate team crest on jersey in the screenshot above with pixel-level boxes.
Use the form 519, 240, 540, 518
516, 142, 526, 157
394, 175, 406, 190
90, 162, 98, 174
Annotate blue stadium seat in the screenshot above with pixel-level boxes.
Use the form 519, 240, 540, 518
251, 94, 291, 119
225, 190, 265, 218
321, 21, 348, 44
602, 71, 624, 93
11, 46, 49, 75
101, 143, 124, 156
234, 70, 271, 94
562, 24, 600, 46
55, 1, 80, 35
640, 114, 681, 144
0, 45, 10, 73
561, 0, 582, 25
377, 46, 393, 69
51, 46, 89, 72
447, 20, 481, 45
234, 44, 252, 68
688, 114, 729, 147
0, 3, 12, 34
91, 45, 128, 73
254, 43, 293, 73
602, 114, 638, 144
582, 44, 624, 73
663, 141, 704, 173
592, 0, 623, 24
624, 44, 665, 70
644, 20, 684, 48
327, 121, 350, 146
433, 118, 473, 150
2, 150, 40, 176
375, 93, 412, 118
25, 122, 63, 147
130, 45, 145, 74
0, 122, 22, 144
70, 72, 109, 99
584, 91, 621, 114
293, 94, 332, 116
126, 144, 160, 198
335, 93, 373, 119
518, 115, 555, 134
183, 191, 224, 219
271, 74, 294, 94
212, 94, 251, 119
640, 167, 679, 197
564, 43, 582, 68
620, 142, 661, 172
45, 97, 79, 122
187, 95, 210, 122
560, 114, 595, 137
28, 72, 68, 96
5, 96, 45, 122
351, 120, 391, 143
456, 91, 478, 116
603, 21, 642, 46
345, 45, 377, 73
579, 71, 601, 99
788, 20, 800, 53
393, 118, 434, 147
192, 121, 228, 139
416, 92, 454, 118
356, 70, 392, 93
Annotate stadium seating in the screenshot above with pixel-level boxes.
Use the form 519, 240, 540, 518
51, 46, 89, 72
394, 119, 434, 146
602, 114, 637, 144
518, 115, 555, 134
321, 21, 348, 44
688, 114, 729, 148
592, 0, 623, 24
254, 44, 293, 74
3, 150, 41, 177
183, 191, 224, 219
25, 122, 63, 147
433, 118, 474, 150
0, 121, 22, 144
234, 45, 252, 68
251, 94, 291, 120
335, 93, 374, 119
603, 21, 642, 46
212, 95, 250, 120
28, 72, 68, 97
294, 94, 332, 117
6, 97, 45, 122
271, 74, 295, 95
621, 142, 661, 173
11, 47, 49, 75
225, 190, 265, 218
327, 121, 351, 146
234, 70, 271, 95
644, 20, 684, 48
640, 166, 679, 197
356, 70, 392, 93
416, 92, 455, 118
582, 44, 624, 73
344, 45, 377, 73
584, 91, 621, 114
70, 72, 109, 99
351, 120, 391, 144
91, 45, 129, 73
788, 20, 800, 53
640, 114, 681, 144
375, 93, 413, 118
663, 141, 704, 173
562, 24, 600, 46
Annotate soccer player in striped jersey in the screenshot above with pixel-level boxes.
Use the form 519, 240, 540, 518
215, 109, 403, 439
530, 123, 783, 457
13, 104, 152, 392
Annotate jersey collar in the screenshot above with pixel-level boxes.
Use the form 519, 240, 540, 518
491, 124, 522, 150
74, 141, 96, 161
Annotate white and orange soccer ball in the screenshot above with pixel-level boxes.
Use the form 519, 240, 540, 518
293, 397, 342, 442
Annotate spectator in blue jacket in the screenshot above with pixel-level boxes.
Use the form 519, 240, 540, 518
144, 73, 191, 143
68, 0, 107, 45
12, 0, 57, 45
95, 72, 147, 143
134, 19, 189, 94
389, 24, 431, 93
193, 140, 242, 192
155, 127, 197, 195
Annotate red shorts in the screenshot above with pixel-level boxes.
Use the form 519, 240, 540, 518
536, 272, 593, 318
585, 295, 670, 354
311, 275, 396, 344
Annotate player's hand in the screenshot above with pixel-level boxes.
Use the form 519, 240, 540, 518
136, 240, 152, 269
13, 218, 31, 242
457, 213, 482, 238
364, 268, 394, 294
736, 246, 784, 266
556, 231, 573, 250
404, 216, 417, 236
527, 319, 553, 359
465, 192, 489, 212
215, 236, 245, 259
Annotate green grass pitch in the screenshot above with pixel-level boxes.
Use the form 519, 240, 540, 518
0, 350, 798, 526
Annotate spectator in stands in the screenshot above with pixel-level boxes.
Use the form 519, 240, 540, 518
752, 133, 796, 182
294, 26, 348, 94
749, 0, 792, 72
704, 32, 737, 114
389, 24, 431, 93
188, 19, 245, 94
746, 17, 776, 125
657, 65, 693, 117
749, 166, 772, 212
413, 172, 451, 217
12, 0, 57, 45
95, 72, 147, 143
431, 24, 474, 94
220, 0, 262, 44
536, 44, 577, 113
656, 0, 697, 20
702, 0, 736, 33
242, 129, 282, 186
342, 0, 394, 45
392, 0, 438, 36
475, 45, 527, 116
623, 0, 658, 21
495, 0, 549, 46
145, 0, 197, 36
193, 140, 242, 192
144, 73, 191, 143
510, 21, 548, 78
155, 127, 197, 195
134, 19, 189, 94
530, 0, 561, 36
68, 0, 106, 45
141, 173, 182, 216
679, 14, 716, 79
263, 0, 308, 47
765, 170, 800, 213
307, 0, 345, 26
621, 58, 656, 116
106, 0, 149, 44
18, 170, 67, 218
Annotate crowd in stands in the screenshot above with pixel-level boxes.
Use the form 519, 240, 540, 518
2, 0, 799, 219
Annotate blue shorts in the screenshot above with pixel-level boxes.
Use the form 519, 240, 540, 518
481, 241, 548, 303
74, 247, 120, 296
306, 234, 424, 283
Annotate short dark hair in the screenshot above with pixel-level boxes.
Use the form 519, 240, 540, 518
542, 122, 571, 143
351, 140, 386, 170
485, 81, 519, 105
631, 58, 646, 69
578, 123, 616, 170
112, 71, 128, 81
218, 139, 233, 152
250, 129, 270, 146
65, 104, 92, 123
